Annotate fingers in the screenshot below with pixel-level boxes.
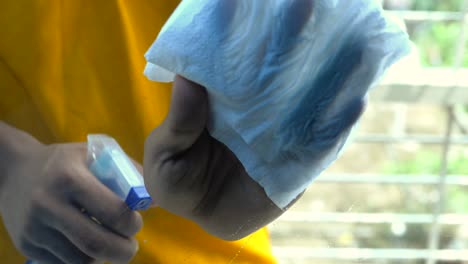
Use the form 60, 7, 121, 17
275, 0, 314, 49
70, 165, 143, 238
284, 0, 313, 36
49, 200, 138, 263
213, 0, 237, 40
280, 36, 365, 148
23, 244, 65, 264
30, 226, 93, 264
146, 76, 209, 160
145, 130, 213, 216
312, 97, 365, 145
44, 145, 140, 263
143, 76, 210, 211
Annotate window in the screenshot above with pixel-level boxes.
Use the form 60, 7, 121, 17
270, 1, 468, 263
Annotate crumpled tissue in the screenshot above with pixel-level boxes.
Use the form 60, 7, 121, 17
144, 0, 411, 209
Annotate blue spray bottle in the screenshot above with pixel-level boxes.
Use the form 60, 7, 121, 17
27, 134, 152, 263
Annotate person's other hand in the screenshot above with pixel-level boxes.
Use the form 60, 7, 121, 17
0, 140, 142, 264
144, 76, 289, 240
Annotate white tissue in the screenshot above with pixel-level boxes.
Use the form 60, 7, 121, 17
144, 0, 411, 208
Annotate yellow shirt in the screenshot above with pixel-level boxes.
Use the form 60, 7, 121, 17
0, 1, 276, 263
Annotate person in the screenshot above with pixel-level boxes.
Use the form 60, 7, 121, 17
0, 1, 287, 263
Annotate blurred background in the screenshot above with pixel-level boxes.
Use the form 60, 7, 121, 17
269, 0, 468, 263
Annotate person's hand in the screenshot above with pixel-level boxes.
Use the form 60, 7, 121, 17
0, 137, 142, 264
144, 76, 289, 240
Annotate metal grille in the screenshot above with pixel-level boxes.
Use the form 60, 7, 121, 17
270, 1, 468, 263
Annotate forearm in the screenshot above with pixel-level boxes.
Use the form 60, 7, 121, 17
0, 121, 41, 195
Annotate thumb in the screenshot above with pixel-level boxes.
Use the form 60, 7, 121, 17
155, 75, 209, 156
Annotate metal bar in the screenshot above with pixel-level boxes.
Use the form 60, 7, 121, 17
354, 134, 468, 144
271, 7, 468, 264
454, 106, 468, 133
373, 68, 468, 104
273, 247, 468, 261
275, 212, 468, 225
315, 173, 468, 186
426, 1, 468, 261
453, 2, 468, 71
426, 110, 454, 264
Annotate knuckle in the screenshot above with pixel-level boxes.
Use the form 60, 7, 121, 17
126, 212, 143, 236
108, 200, 128, 219
133, 213, 144, 232
144, 127, 161, 151
82, 237, 106, 258
113, 210, 143, 237
105, 204, 127, 227
30, 190, 53, 217
46, 144, 69, 165
123, 241, 139, 262
46, 145, 84, 190
54, 169, 75, 188
162, 159, 189, 190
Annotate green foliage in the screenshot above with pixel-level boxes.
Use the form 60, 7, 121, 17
361, 0, 468, 253
402, 0, 468, 67
383, 151, 468, 213
384, 151, 468, 175
449, 154, 468, 174
410, 0, 464, 11
407, 0, 468, 109
358, 151, 468, 253
414, 22, 468, 67
383, 151, 441, 174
